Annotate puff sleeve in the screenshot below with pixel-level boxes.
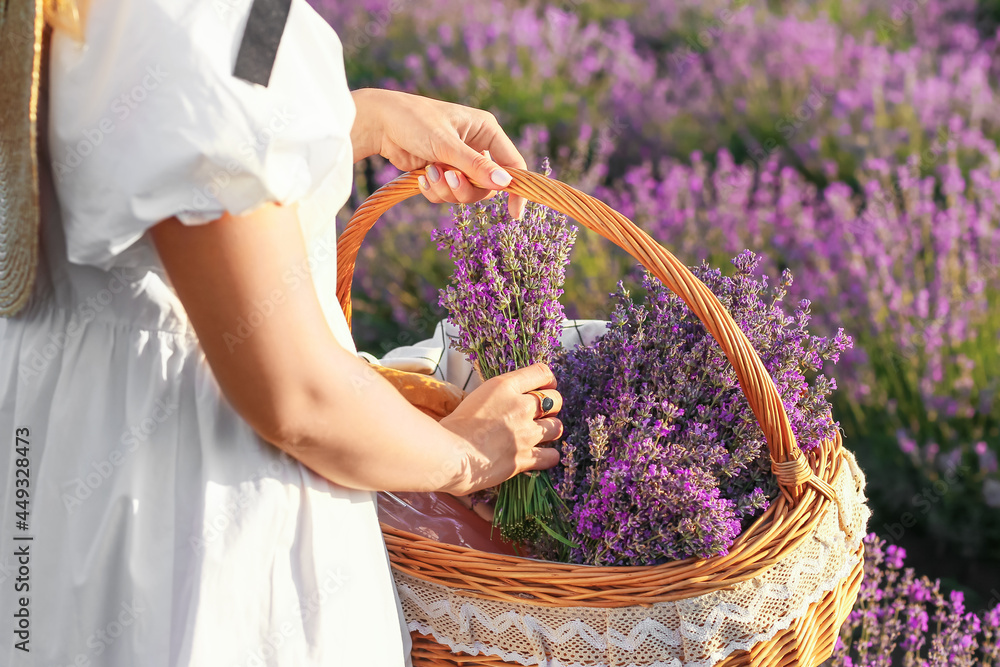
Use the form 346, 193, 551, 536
48, 0, 356, 269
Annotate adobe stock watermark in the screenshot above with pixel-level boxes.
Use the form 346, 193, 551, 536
374, 311, 447, 356
61, 398, 179, 513
718, 82, 833, 198
669, 0, 751, 73
345, 308, 460, 397
52, 65, 169, 182
593, 116, 630, 157
189, 451, 297, 554
221, 222, 337, 352
465, 73, 496, 110
212, 0, 242, 18
184, 107, 297, 215
54, 599, 145, 667
2, 18, 38, 48
876, 0, 930, 40
341, 0, 417, 57
848, 127, 950, 234
18, 269, 136, 382
876, 329, 926, 379
983, 587, 1000, 612
236, 568, 350, 667
882, 463, 972, 542
0, 554, 13, 587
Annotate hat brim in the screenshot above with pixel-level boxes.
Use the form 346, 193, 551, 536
0, 0, 43, 317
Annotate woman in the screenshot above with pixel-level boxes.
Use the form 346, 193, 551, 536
0, 0, 562, 664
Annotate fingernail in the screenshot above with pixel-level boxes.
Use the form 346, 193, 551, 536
426, 164, 440, 183
490, 168, 512, 187
418, 175, 429, 190
445, 170, 461, 189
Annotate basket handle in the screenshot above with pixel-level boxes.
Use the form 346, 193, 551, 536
336, 167, 834, 503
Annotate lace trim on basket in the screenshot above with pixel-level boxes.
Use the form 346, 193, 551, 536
403, 547, 864, 667
397, 450, 870, 667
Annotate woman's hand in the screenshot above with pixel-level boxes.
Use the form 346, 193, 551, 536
438, 364, 563, 496
351, 88, 527, 219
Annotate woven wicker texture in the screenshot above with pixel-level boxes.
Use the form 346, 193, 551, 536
393, 448, 868, 666
335, 168, 867, 666
0, 0, 44, 317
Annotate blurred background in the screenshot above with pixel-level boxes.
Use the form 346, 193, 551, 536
309, 0, 1000, 609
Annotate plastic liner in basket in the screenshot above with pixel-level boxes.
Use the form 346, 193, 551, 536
378, 490, 518, 556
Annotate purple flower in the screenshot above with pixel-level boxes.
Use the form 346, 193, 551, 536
434, 162, 578, 550
885, 544, 906, 570
434, 160, 577, 381
830, 534, 996, 666
546, 251, 849, 565
318, 0, 1000, 566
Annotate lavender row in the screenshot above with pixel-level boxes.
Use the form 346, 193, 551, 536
315, 0, 1000, 560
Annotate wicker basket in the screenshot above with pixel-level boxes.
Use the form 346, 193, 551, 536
336, 168, 868, 667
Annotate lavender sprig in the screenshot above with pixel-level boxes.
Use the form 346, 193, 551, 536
433, 161, 578, 551
547, 251, 851, 565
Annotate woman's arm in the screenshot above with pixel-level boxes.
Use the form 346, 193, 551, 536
151, 203, 561, 495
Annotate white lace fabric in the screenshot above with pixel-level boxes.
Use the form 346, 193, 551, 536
395, 450, 870, 667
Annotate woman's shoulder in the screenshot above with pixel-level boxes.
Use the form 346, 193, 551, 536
47, 0, 356, 270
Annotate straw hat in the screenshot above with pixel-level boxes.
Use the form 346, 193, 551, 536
0, 0, 81, 316
0, 0, 44, 316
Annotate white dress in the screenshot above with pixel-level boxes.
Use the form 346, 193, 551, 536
0, 0, 411, 665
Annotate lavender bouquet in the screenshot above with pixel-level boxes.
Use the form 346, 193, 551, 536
433, 167, 578, 549
546, 251, 852, 565
434, 173, 849, 565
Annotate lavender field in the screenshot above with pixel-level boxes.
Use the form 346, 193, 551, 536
313, 0, 1000, 635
